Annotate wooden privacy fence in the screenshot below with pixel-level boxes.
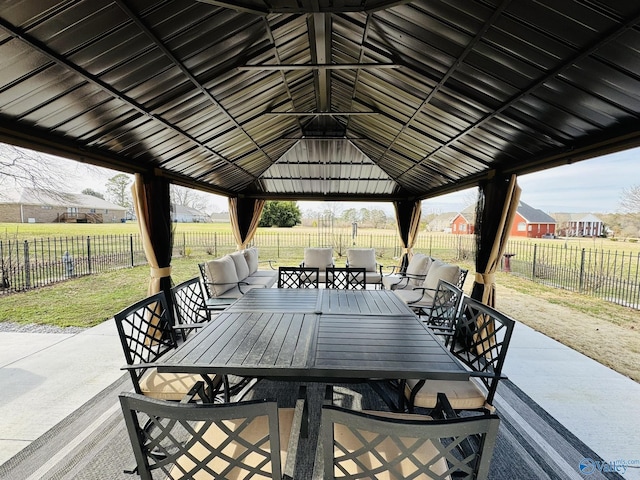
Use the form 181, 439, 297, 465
1, 232, 638, 310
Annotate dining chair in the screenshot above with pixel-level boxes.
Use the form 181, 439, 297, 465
423, 279, 465, 344
314, 386, 500, 480
404, 296, 516, 413
170, 276, 211, 341
119, 387, 307, 480
278, 266, 320, 288
113, 291, 220, 402
325, 266, 366, 290
197, 262, 213, 298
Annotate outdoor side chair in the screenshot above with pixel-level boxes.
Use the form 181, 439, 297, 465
325, 266, 366, 290
404, 296, 516, 414
278, 266, 320, 288
113, 291, 222, 402
423, 279, 465, 344
119, 386, 307, 480
197, 262, 213, 298
170, 276, 211, 341
313, 386, 500, 480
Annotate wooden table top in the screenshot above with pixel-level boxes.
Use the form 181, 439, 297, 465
158, 289, 469, 381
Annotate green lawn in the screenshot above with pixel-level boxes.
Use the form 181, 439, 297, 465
0, 256, 204, 327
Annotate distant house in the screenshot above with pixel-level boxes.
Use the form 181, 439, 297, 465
426, 212, 457, 233
210, 212, 230, 223
554, 213, 604, 237
171, 204, 209, 223
0, 188, 126, 223
510, 201, 556, 238
450, 201, 556, 238
450, 207, 475, 235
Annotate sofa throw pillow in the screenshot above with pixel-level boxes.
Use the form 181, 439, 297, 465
243, 247, 259, 274
205, 256, 238, 297
406, 253, 432, 286
230, 251, 250, 281
346, 248, 376, 272
304, 248, 333, 270
422, 261, 461, 292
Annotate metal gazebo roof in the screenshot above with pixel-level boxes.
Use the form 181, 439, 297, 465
1, 0, 640, 202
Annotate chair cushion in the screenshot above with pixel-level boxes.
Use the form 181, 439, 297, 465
243, 274, 277, 288
205, 256, 238, 297
406, 254, 432, 286
422, 261, 460, 291
243, 247, 259, 274
347, 248, 376, 272
393, 288, 435, 307
381, 274, 403, 290
405, 378, 487, 410
363, 272, 382, 284
332, 411, 448, 479
171, 408, 295, 479
304, 248, 333, 270
140, 370, 210, 401
230, 251, 250, 281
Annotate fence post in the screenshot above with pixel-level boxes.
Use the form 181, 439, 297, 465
214, 233, 217, 257
532, 244, 537, 280
277, 234, 280, 258
87, 236, 92, 274
24, 240, 31, 288
130, 234, 134, 267
579, 248, 586, 292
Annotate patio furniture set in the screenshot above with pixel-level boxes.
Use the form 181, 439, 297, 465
112, 249, 515, 479
198, 246, 467, 315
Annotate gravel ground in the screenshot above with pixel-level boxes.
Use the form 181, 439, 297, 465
0, 322, 87, 334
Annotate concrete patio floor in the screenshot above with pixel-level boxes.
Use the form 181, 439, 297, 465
0, 317, 638, 478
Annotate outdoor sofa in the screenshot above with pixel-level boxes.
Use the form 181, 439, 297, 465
200, 247, 277, 298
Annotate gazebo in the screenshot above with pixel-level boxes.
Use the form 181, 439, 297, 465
1, 0, 640, 307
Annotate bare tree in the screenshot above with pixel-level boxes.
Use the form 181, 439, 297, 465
0, 144, 69, 200
170, 185, 209, 212
620, 184, 640, 213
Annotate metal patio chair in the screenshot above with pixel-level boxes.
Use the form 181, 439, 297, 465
170, 276, 211, 341
119, 386, 307, 480
278, 266, 320, 288
404, 296, 516, 413
423, 279, 465, 344
198, 262, 213, 298
113, 291, 221, 402
325, 266, 366, 290
314, 386, 500, 480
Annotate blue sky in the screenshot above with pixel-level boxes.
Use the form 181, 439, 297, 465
422, 148, 639, 215
56, 145, 639, 215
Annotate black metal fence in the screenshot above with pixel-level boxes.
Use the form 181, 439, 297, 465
505, 241, 640, 309
1, 232, 638, 310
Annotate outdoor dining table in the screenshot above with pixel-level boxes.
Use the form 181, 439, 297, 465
156, 288, 470, 386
